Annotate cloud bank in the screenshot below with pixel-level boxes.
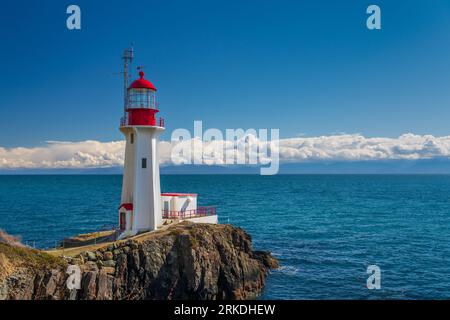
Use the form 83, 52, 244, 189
2, 133, 450, 169
0, 140, 125, 169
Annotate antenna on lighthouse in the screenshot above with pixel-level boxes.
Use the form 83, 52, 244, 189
122, 46, 134, 116
136, 65, 146, 72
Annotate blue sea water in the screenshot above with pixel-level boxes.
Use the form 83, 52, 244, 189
1, 174, 450, 299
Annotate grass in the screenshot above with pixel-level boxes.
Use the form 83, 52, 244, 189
0, 243, 66, 271
70, 230, 115, 241
45, 220, 214, 258
46, 241, 116, 258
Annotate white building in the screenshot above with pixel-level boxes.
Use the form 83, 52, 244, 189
161, 193, 218, 224
118, 65, 217, 239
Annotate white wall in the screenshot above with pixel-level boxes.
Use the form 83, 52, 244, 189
183, 215, 218, 224
161, 195, 197, 214
132, 126, 164, 232
120, 128, 135, 204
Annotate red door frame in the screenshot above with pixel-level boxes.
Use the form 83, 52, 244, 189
119, 211, 126, 230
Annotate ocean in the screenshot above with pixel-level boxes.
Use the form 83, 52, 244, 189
1, 174, 450, 299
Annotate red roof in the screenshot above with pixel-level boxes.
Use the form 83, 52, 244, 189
129, 71, 157, 91
161, 193, 198, 197
118, 203, 133, 211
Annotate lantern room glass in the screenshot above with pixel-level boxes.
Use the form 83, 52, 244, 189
128, 88, 156, 109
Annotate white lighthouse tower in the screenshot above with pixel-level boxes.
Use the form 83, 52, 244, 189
118, 66, 165, 238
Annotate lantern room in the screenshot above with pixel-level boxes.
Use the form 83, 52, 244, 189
122, 71, 163, 127
128, 71, 157, 109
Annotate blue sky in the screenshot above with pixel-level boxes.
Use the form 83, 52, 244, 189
1, 0, 450, 149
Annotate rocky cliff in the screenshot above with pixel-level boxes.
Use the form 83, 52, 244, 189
0, 222, 278, 300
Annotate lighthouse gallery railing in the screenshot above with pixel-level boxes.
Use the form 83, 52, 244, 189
120, 116, 165, 127
162, 206, 216, 219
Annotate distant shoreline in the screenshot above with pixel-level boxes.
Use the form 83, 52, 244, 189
3, 158, 450, 174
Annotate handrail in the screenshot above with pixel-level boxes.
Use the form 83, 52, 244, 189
162, 206, 216, 219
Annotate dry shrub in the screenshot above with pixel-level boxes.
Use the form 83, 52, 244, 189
0, 229, 25, 247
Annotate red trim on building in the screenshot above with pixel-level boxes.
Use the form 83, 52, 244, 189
119, 203, 133, 211
161, 193, 198, 197
129, 71, 157, 91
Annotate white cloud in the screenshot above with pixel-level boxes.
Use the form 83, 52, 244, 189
0, 140, 125, 169
1, 133, 450, 169
278, 133, 450, 161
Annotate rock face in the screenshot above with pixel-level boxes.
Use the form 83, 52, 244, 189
0, 222, 278, 300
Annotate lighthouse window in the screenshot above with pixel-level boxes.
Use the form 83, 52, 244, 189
150, 92, 155, 109
130, 133, 134, 144
142, 158, 147, 169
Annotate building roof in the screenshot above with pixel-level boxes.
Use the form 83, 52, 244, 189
118, 203, 133, 211
129, 71, 157, 91
161, 193, 198, 197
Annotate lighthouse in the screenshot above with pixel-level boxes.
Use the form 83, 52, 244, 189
117, 49, 218, 239
118, 69, 165, 237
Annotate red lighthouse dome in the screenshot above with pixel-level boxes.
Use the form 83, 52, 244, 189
129, 71, 156, 91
